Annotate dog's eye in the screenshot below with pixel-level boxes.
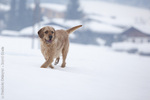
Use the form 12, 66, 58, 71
51, 31, 54, 34
45, 31, 48, 34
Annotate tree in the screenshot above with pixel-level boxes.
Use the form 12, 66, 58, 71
7, 0, 33, 30
7, 0, 17, 30
17, 0, 32, 29
65, 0, 83, 20
0, 0, 8, 4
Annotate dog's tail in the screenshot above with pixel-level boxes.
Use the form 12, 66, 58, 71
66, 25, 82, 34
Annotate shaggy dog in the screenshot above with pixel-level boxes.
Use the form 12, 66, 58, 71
38, 25, 82, 68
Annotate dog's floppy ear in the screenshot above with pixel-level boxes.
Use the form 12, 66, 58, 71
52, 27, 55, 33
38, 28, 44, 38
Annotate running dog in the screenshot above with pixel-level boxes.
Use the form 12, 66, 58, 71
38, 25, 82, 68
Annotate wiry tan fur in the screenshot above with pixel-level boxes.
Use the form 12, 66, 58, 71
38, 25, 82, 68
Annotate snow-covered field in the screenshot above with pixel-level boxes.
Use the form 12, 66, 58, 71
0, 1, 150, 99
0, 36, 150, 100
112, 42, 150, 54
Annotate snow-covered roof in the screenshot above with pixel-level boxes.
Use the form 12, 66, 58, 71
0, 3, 10, 11
1, 30, 19, 36
133, 25, 150, 35
84, 21, 124, 34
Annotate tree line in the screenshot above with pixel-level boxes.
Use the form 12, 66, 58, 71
0, 0, 83, 31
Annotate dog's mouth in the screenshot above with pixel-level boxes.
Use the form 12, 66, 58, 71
45, 39, 52, 43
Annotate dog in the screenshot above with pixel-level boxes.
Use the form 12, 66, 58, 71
38, 25, 82, 68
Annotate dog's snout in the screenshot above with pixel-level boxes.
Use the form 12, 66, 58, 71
49, 35, 53, 40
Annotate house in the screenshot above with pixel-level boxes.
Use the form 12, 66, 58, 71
117, 27, 150, 43
40, 4, 66, 19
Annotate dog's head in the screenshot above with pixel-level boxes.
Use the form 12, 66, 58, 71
38, 26, 55, 44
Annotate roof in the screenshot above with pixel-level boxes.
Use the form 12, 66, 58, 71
121, 27, 150, 37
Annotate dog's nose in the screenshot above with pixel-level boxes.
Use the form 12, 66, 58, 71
49, 35, 53, 40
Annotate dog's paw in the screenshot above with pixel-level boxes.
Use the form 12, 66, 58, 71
49, 65, 54, 69
61, 63, 66, 68
40, 64, 48, 68
40, 66, 47, 68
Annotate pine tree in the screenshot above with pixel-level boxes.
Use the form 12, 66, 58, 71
65, 0, 83, 20
7, 0, 17, 30
0, 0, 8, 4
17, 0, 28, 28
7, 0, 33, 30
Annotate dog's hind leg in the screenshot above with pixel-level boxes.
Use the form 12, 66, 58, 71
61, 47, 68, 68
54, 57, 60, 65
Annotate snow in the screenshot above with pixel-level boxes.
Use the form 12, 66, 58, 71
19, 18, 82, 37
0, 3, 10, 11
0, 36, 150, 100
80, 0, 150, 34
51, 18, 82, 28
85, 15, 131, 28
112, 42, 150, 53
84, 21, 124, 34
96, 38, 106, 45
1, 30, 19, 36
20, 24, 44, 35
81, 0, 150, 20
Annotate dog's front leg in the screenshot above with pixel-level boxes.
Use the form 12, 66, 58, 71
41, 57, 54, 68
